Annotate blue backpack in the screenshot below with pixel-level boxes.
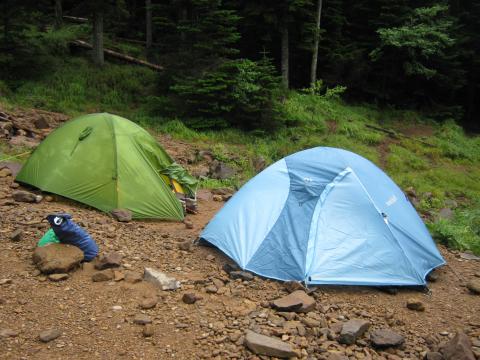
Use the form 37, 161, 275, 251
46, 213, 99, 261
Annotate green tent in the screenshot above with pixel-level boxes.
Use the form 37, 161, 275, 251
16, 113, 197, 220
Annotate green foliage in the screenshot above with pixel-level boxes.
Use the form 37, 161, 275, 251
170, 58, 284, 129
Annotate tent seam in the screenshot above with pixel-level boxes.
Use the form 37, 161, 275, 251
107, 114, 119, 209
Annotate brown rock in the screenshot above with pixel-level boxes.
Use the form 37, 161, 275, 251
139, 297, 158, 309
327, 354, 349, 360
425, 352, 444, 360
184, 220, 194, 229
91, 269, 114, 282
133, 314, 152, 325
95, 252, 123, 270
338, 319, 370, 345
12, 190, 37, 203
110, 208, 132, 222
441, 332, 475, 360
244, 330, 297, 358
39, 328, 61, 342
48, 273, 69, 282
466, 279, 480, 294
0, 168, 12, 178
0, 329, 19, 338
32, 244, 83, 274
10, 228, 23, 242
113, 270, 125, 281
182, 293, 198, 304
407, 298, 425, 311
370, 328, 405, 348
272, 290, 315, 313
284, 281, 306, 293
125, 271, 142, 284
178, 240, 192, 251
143, 324, 154, 337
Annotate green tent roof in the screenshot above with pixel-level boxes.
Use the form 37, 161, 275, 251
16, 113, 196, 220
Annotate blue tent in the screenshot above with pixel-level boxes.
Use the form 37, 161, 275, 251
201, 147, 445, 286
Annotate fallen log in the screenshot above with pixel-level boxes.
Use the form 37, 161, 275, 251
71, 40, 164, 71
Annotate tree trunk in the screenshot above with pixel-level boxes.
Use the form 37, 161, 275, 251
310, 0, 323, 86
54, 0, 63, 29
145, 0, 152, 58
92, 7, 104, 66
180, 5, 187, 42
280, 11, 289, 90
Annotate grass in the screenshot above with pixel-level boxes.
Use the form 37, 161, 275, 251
1, 56, 479, 254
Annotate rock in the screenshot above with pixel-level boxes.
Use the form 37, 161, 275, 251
327, 354, 349, 360
466, 279, 480, 294
143, 324, 154, 337
110, 209, 132, 222
182, 293, 198, 304
425, 352, 444, 360
0, 329, 19, 338
10, 228, 23, 242
144, 268, 180, 290
229, 271, 254, 281
12, 190, 37, 203
438, 208, 454, 220
370, 328, 405, 348
39, 328, 61, 342
427, 270, 440, 282
407, 298, 425, 311
178, 240, 192, 251
48, 273, 69, 282
212, 194, 223, 202
139, 297, 158, 309
113, 270, 125, 281
338, 319, 370, 345
284, 281, 306, 293
212, 278, 224, 290
205, 254, 215, 261
0, 162, 22, 177
9, 136, 40, 149
133, 314, 152, 325
223, 263, 240, 274
0, 278, 12, 285
459, 252, 480, 261
440, 332, 475, 360
0, 168, 12, 177
253, 156, 266, 172
205, 285, 218, 293
210, 161, 235, 180
32, 244, 83, 274
95, 252, 123, 270
184, 220, 194, 229
244, 330, 297, 358
92, 269, 114, 282
124, 271, 142, 284
272, 290, 316, 313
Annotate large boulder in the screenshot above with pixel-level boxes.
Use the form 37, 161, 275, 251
33, 244, 83, 274
244, 330, 297, 358
441, 332, 475, 360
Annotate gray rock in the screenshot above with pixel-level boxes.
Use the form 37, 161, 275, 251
327, 354, 349, 360
459, 252, 480, 261
133, 314, 152, 325
210, 160, 235, 179
12, 190, 37, 203
178, 240, 192, 251
438, 208, 454, 220
39, 328, 61, 342
10, 229, 23, 242
91, 269, 114, 282
338, 319, 370, 345
229, 271, 254, 281
32, 244, 83, 274
272, 290, 316, 313
48, 273, 69, 282
466, 280, 480, 294
95, 252, 122, 270
244, 330, 297, 358
205, 285, 218, 293
110, 209, 132, 222
441, 332, 475, 360
370, 328, 405, 348
425, 352, 444, 360
0, 328, 19, 338
407, 298, 425, 311
144, 267, 180, 290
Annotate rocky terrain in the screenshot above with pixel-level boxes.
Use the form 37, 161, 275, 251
1, 108, 480, 360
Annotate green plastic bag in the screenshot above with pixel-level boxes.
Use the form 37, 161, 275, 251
37, 228, 60, 247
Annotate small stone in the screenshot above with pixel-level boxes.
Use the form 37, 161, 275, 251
0, 168, 12, 177
39, 328, 61, 342
10, 229, 23, 242
206, 254, 216, 261
338, 319, 370, 345
12, 190, 37, 203
229, 271, 254, 281
91, 269, 114, 282
272, 290, 316, 313
113, 270, 125, 281
244, 330, 297, 358
124, 271, 142, 284
206, 285, 218, 293
182, 293, 198, 304
112, 305, 122, 311
213, 194, 223, 202
0, 329, 19, 338
370, 328, 405, 348
407, 298, 425, 311
212, 278, 224, 289
222, 263, 240, 273
184, 220, 194, 229
144, 268, 180, 290
466, 279, 480, 294
441, 332, 475, 360
143, 324, 154, 337
95, 252, 123, 270
178, 240, 192, 251
48, 273, 69, 282
139, 297, 158, 309
133, 314, 152, 325
459, 252, 480, 261
0, 278, 13, 285
427, 270, 439, 282
425, 352, 444, 360
327, 354, 349, 360
110, 208, 132, 222
284, 281, 306, 293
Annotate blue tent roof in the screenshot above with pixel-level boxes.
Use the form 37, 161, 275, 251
201, 147, 445, 286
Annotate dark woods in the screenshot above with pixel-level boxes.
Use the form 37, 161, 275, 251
1, 0, 479, 131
